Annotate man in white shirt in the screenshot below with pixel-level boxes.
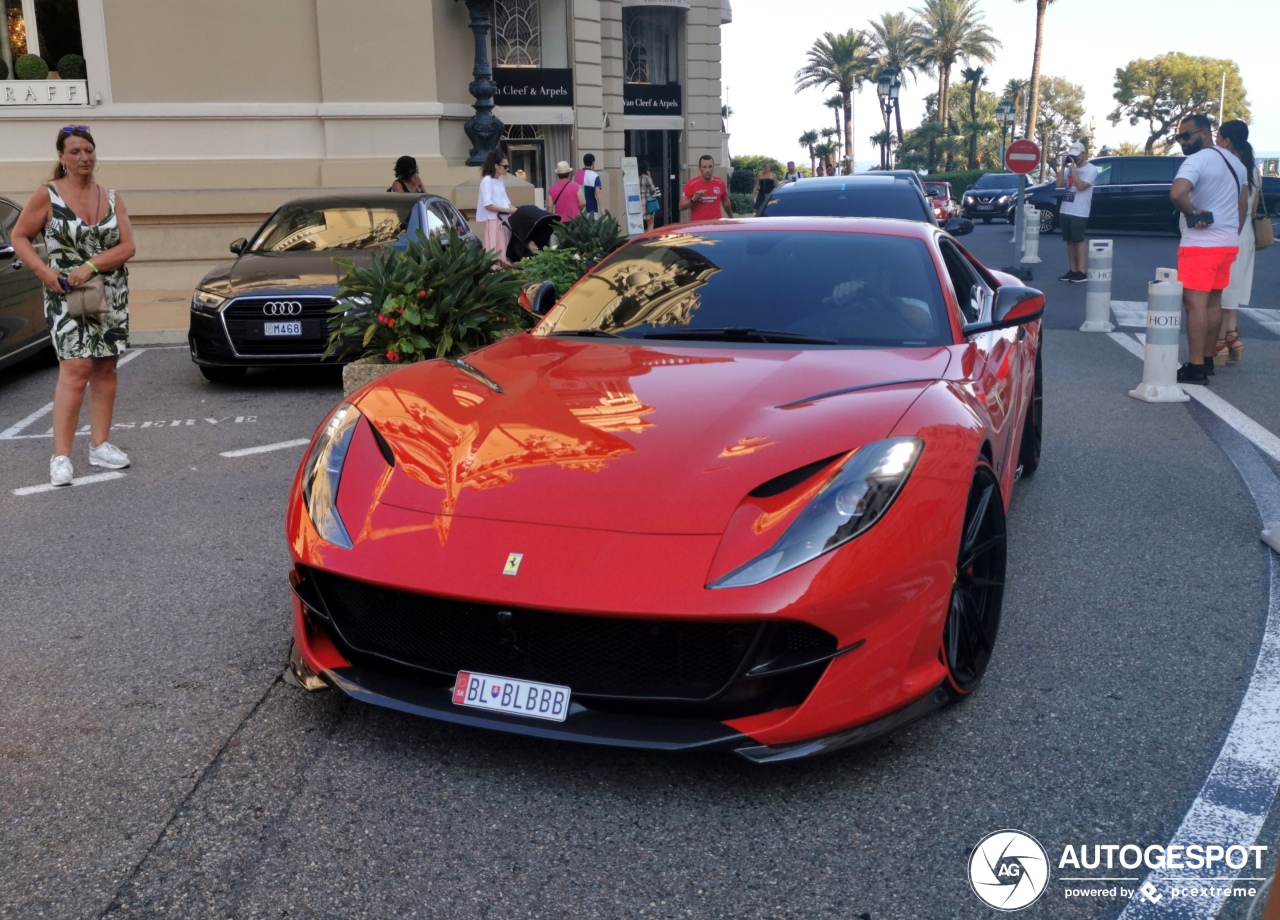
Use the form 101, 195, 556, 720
1055, 140, 1097, 282
1170, 114, 1248, 384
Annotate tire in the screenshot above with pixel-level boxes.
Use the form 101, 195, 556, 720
1017, 340, 1043, 477
199, 365, 248, 383
1038, 207, 1058, 234
942, 461, 1006, 698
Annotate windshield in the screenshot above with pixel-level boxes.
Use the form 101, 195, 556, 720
924, 183, 949, 198
972, 174, 1019, 190
759, 187, 931, 222
536, 229, 950, 348
248, 201, 415, 252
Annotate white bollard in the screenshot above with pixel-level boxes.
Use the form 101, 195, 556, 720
1129, 268, 1189, 403
1020, 204, 1042, 263
1263, 522, 1280, 555
1080, 239, 1115, 332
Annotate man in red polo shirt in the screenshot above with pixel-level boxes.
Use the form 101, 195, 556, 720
679, 155, 732, 221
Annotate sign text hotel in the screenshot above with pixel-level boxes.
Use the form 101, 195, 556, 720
1, 81, 90, 105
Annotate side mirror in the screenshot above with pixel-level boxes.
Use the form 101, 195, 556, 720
962, 285, 1044, 337
0, 242, 15, 261
944, 217, 975, 237
230, 238, 248, 255
518, 280, 557, 316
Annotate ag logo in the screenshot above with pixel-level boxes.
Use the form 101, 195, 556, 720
968, 829, 1050, 911
503, 553, 524, 576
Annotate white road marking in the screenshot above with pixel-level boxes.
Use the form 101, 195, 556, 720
1110, 330, 1280, 917
3, 417, 258, 440
220, 439, 310, 458
13, 471, 126, 496
1110, 300, 1149, 328
1240, 308, 1280, 337
0, 402, 54, 440
116, 348, 145, 367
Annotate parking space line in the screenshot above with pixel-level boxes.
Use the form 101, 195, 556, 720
1240, 308, 1280, 338
1110, 301, 1148, 328
0, 402, 54, 440
220, 439, 311, 458
117, 348, 146, 367
13, 471, 127, 496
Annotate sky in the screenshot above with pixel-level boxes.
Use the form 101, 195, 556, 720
720, 0, 1280, 169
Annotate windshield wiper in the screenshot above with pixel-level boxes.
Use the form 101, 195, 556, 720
548, 329, 624, 338
642, 327, 838, 345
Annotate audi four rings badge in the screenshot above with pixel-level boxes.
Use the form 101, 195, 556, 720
263, 301, 303, 316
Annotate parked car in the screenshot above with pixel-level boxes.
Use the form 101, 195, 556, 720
285, 216, 1044, 761
924, 180, 960, 222
0, 196, 51, 372
758, 175, 974, 236
188, 192, 478, 383
961, 173, 1021, 223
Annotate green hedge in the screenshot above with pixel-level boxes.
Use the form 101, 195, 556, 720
15, 54, 49, 80
729, 192, 755, 215
56, 53, 86, 80
729, 168, 756, 195
0, 58, 7, 80
921, 169, 990, 198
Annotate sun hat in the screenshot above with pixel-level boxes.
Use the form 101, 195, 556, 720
555, 160, 573, 175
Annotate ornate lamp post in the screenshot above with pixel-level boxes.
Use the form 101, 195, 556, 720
995, 99, 1015, 165
875, 67, 902, 169
456, 0, 505, 166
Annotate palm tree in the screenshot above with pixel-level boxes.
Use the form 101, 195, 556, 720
1013, 0, 1057, 140
869, 129, 895, 169
867, 11, 924, 143
1002, 77, 1029, 134
912, 0, 1001, 167
798, 130, 820, 173
961, 65, 988, 168
825, 95, 844, 151
813, 141, 837, 174
795, 29, 876, 173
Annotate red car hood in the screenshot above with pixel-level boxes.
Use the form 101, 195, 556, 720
351, 335, 950, 534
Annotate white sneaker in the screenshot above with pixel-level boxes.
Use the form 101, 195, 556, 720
88, 441, 130, 470
50, 455, 73, 486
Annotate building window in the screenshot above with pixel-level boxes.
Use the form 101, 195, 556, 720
493, 0, 540, 68
3, 0, 82, 75
623, 7, 678, 85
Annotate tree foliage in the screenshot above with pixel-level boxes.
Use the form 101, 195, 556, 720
1110, 53, 1251, 154
911, 0, 1000, 169
1035, 75, 1087, 161
795, 29, 877, 170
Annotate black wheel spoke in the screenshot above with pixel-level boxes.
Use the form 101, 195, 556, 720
958, 534, 1006, 571
943, 466, 1006, 695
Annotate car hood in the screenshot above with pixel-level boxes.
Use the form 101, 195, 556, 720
349, 335, 951, 534
196, 250, 376, 297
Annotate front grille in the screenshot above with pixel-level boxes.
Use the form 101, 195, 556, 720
306, 569, 837, 711
222, 296, 334, 356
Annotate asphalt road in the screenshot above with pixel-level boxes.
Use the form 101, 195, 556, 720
1, 228, 1278, 919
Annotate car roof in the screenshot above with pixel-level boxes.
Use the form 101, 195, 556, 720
774, 176, 920, 191
641, 215, 938, 241
277, 192, 449, 209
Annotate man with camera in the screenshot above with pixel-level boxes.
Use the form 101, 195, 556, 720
1055, 140, 1096, 282
1170, 114, 1248, 385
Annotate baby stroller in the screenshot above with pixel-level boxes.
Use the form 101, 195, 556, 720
504, 206, 561, 263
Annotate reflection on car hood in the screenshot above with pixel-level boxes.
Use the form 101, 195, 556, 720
196, 251, 376, 297
351, 334, 951, 535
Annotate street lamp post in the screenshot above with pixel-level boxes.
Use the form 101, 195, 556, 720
876, 67, 902, 170
995, 100, 1016, 166
456, 0, 505, 166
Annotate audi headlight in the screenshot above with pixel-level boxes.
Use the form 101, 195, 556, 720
192, 289, 227, 313
710, 438, 923, 588
301, 402, 362, 549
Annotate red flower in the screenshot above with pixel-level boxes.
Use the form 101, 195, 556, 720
386, 350, 400, 362
418, 289, 427, 298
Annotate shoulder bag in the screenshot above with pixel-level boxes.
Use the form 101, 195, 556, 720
1253, 182, 1273, 251
65, 273, 109, 318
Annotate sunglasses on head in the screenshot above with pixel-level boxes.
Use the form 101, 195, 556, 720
1174, 129, 1205, 143
61, 125, 89, 134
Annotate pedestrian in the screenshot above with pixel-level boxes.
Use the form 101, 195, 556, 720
547, 160, 585, 222
782, 160, 803, 183
679, 155, 732, 221
476, 149, 516, 260
9, 125, 136, 486
574, 153, 603, 214
1170, 114, 1248, 385
638, 161, 660, 231
1214, 119, 1260, 365
751, 162, 778, 213
1055, 140, 1096, 282
388, 155, 425, 193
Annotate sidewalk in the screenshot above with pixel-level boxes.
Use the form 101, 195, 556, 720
130, 290, 191, 346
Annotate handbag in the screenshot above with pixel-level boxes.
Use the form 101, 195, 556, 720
646, 196, 661, 214
1254, 189, 1274, 251
64, 273, 109, 318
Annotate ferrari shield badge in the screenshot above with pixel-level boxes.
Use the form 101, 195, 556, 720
503, 553, 524, 576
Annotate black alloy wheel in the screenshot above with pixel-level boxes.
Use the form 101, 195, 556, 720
942, 462, 1006, 697
1038, 207, 1058, 234
1016, 340, 1044, 476
199, 365, 248, 384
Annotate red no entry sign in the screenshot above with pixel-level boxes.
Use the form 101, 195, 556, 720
1005, 139, 1041, 175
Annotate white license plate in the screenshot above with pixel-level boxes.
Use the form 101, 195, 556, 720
264, 321, 302, 336
453, 671, 571, 722
975, 204, 994, 211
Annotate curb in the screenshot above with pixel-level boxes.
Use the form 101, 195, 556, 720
131, 329, 187, 347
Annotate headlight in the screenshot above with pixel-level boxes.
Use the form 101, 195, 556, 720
301, 402, 362, 549
995, 195, 1010, 205
710, 438, 923, 588
192, 289, 227, 313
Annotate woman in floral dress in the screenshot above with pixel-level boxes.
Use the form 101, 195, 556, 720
10, 126, 137, 486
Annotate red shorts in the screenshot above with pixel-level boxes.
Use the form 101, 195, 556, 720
1177, 246, 1238, 292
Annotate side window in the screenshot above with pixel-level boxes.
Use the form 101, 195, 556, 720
938, 241, 986, 322
1091, 162, 1113, 186
1117, 159, 1175, 184
0, 200, 20, 240
431, 201, 470, 237
422, 204, 448, 238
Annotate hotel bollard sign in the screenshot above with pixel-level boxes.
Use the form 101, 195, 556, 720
493, 69, 574, 106
1, 81, 90, 105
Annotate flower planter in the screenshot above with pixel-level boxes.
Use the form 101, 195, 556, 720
341, 355, 399, 396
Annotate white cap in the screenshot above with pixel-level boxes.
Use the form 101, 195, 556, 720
1068, 142, 1085, 157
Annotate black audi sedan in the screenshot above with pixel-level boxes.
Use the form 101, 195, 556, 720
188, 193, 477, 382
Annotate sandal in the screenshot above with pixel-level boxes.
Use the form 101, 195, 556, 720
1225, 331, 1244, 363
1212, 338, 1230, 366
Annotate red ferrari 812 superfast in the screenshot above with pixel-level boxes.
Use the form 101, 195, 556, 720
285, 217, 1044, 762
